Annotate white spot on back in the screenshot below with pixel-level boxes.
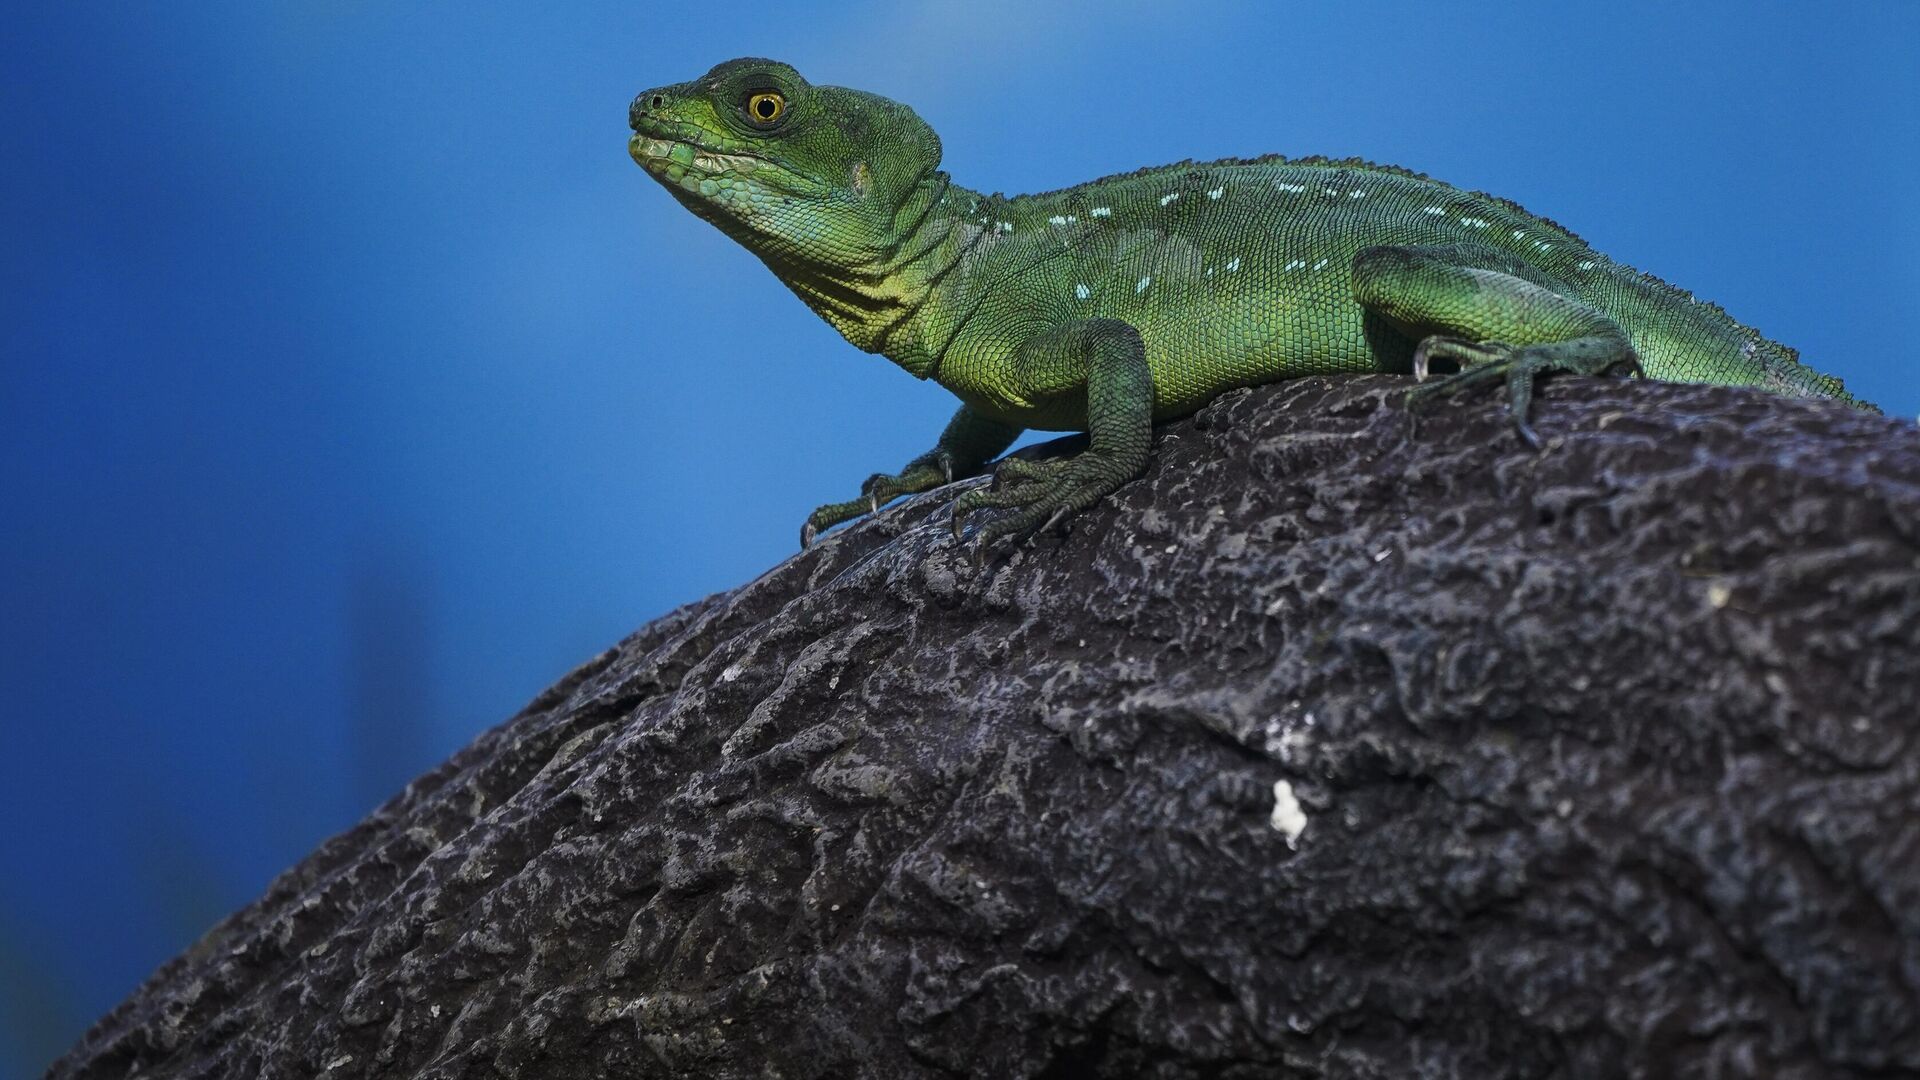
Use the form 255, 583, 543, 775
1207, 186, 1225, 199
1136, 275, 1152, 292
1090, 206, 1112, 217
1461, 217, 1490, 229
1283, 259, 1305, 271
1423, 206, 1445, 215
1577, 259, 1596, 270
1074, 283, 1090, 300
1349, 189, 1365, 198
1512, 229, 1526, 238
1160, 192, 1180, 206
1048, 215, 1068, 225
1277, 182, 1307, 193
1312, 258, 1329, 271
1225, 257, 1241, 272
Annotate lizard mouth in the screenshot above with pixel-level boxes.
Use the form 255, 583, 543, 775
628, 130, 759, 178
628, 116, 800, 187
627, 127, 833, 219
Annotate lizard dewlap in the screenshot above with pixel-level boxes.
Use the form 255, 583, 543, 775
628, 58, 1874, 551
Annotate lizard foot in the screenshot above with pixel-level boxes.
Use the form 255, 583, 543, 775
800, 453, 957, 549
950, 452, 1133, 558
1406, 334, 1642, 448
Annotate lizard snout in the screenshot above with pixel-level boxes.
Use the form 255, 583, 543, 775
629, 90, 670, 132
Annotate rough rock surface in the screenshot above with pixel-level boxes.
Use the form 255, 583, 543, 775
50, 375, 1920, 1079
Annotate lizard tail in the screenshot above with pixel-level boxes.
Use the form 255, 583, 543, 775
1747, 337, 1880, 413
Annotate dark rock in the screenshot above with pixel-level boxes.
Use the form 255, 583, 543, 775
49, 376, 1920, 1079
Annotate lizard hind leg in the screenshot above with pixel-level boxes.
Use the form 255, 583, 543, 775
1352, 244, 1642, 447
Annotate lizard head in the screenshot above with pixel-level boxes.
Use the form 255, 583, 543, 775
628, 58, 943, 272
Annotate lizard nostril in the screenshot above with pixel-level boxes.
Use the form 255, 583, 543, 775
630, 93, 658, 131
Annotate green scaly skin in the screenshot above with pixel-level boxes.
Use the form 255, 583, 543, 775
629, 58, 1876, 553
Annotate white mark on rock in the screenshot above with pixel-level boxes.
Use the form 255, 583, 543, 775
1136, 275, 1152, 293
720, 662, 744, 683
1707, 582, 1732, 609
1160, 192, 1180, 206
1075, 283, 1090, 300
326, 1057, 354, 1072
1270, 780, 1308, 845
1207, 186, 1225, 199
1373, 548, 1391, 562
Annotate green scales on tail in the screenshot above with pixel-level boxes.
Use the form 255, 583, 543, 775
629, 58, 1875, 551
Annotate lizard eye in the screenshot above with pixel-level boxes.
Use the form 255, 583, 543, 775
744, 91, 786, 126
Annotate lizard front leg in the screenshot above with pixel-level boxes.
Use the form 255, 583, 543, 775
800, 405, 1020, 548
1352, 244, 1643, 447
951, 318, 1153, 553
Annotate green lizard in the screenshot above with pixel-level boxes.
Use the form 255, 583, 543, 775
628, 58, 1874, 550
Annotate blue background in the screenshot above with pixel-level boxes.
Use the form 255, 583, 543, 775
3, 2, 1914, 1069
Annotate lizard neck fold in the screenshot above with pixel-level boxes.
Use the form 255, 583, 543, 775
759, 172, 980, 377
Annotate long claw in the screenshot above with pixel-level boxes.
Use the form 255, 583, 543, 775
1514, 417, 1542, 449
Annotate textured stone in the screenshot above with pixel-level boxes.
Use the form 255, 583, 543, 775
50, 375, 1920, 1079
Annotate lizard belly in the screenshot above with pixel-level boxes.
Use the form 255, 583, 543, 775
1134, 273, 1380, 419
937, 277, 1386, 430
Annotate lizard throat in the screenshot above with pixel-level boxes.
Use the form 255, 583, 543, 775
759, 174, 967, 375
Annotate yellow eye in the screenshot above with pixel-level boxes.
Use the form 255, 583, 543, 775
745, 91, 786, 125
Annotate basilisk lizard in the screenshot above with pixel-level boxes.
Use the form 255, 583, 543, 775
629, 58, 1873, 550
